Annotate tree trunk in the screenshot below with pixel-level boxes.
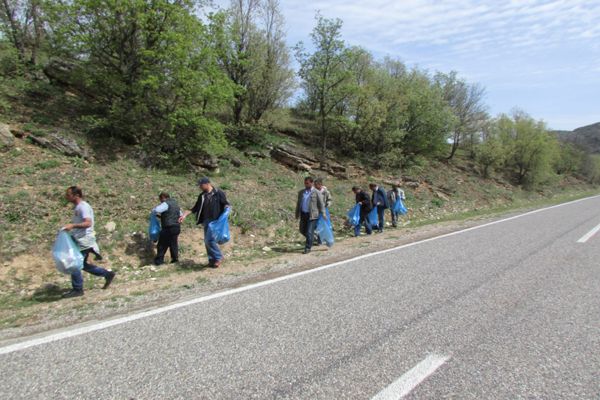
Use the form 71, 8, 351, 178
29, 0, 43, 66
233, 96, 244, 124
447, 131, 460, 160
448, 140, 459, 159
320, 112, 327, 158
2, 0, 26, 63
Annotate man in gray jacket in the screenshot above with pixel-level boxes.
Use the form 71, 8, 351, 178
295, 176, 327, 254
387, 184, 405, 227
314, 178, 332, 246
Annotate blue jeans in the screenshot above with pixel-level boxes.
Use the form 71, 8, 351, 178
376, 205, 386, 232
204, 224, 223, 262
354, 215, 372, 236
71, 249, 111, 291
299, 212, 317, 250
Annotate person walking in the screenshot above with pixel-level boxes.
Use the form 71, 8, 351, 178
369, 183, 389, 233
180, 177, 230, 268
152, 191, 181, 265
352, 186, 373, 237
314, 178, 332, 246
295, 176, 326, 254
61, 186, 115, 298
387, 184, 406, 227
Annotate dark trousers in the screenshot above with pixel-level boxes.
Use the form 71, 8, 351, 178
299, 212, 317, 250
155, 225, 180, 264
376, 206, 386, 232
354, 214, 373, 236
71, 249, 110, 291
390, 210, 399, 227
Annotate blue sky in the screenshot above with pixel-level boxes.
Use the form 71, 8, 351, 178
212, 0, 600, 131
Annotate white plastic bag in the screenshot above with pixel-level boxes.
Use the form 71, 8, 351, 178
52, 230, 84, 274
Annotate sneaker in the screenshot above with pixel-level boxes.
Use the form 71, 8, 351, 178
170, 259, 179, 264
212, 260, 222, 268
62, 289, 83, 298
303, 249, 311, 254
102, 271, 116, 289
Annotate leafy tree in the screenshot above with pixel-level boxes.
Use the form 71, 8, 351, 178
0, 0, 46, 67
295, 14, 353, 157
475, 123, 505, 178
213, 0, 293, 124
496, 111, 558, 186
400, 69, 455, 158
347, 54, 406, 166
580, 154, 600, 184
50, 0, 234, 165
435, 71, 488, 159
245, 0, 294, 122
554, 141, 584, 175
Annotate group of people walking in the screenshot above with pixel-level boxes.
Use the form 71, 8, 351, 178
58, 176, 405, 298
296, 177, 406, 254
59, 177, 229, 298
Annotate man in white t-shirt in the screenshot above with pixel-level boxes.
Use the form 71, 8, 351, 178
61, 186, 115, 298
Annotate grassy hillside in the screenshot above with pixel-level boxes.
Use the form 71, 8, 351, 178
0, 117, 597, 331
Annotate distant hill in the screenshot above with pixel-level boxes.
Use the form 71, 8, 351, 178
557, 122, 600, 153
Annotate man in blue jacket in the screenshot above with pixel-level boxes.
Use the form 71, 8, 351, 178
369, 183, 389, 233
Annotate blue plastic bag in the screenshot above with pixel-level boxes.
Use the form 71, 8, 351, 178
347, 204, 361, 226
316, 214, 334, 247
393, 198, 408, 215
52, 230, 84, 274
208, 207, 231, 244
368, 207, 379, 227
325, 208, 332, 229
149, 213, 161, 242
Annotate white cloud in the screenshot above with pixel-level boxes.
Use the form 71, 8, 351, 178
211, 0, 600, 128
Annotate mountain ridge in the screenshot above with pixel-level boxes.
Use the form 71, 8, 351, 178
556, 122, 600, 153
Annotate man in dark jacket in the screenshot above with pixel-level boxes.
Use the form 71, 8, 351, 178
180, 177, 230, 267
369, 183, 388, 233
152, 191, 181, 266
352, 186, 373, 237
295, 176, 326, 254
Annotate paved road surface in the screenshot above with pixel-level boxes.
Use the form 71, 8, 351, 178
1, 196, 599, 399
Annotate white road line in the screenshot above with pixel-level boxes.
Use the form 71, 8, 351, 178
371, 354, 450, 400
577, 222, 600, 243
1, 194, 599, 356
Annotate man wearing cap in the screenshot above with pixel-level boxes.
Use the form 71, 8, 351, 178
295, 176, 326, 254
152, 191, 182, 265
352, 186, 373, 237
180, 177, 230, 267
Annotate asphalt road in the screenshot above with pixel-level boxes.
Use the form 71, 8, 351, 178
1, 196, 599, 399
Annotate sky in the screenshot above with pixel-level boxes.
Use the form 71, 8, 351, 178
212, 0, 600, 131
